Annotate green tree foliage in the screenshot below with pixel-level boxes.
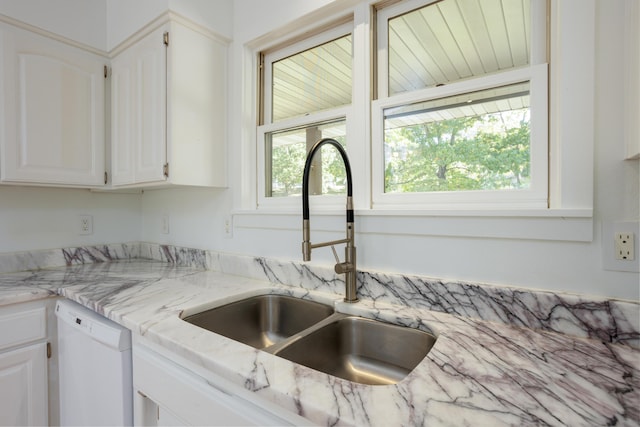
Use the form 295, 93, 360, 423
271, 143, 306, 196
384, 109, 530, 193
271, 137, 347, 197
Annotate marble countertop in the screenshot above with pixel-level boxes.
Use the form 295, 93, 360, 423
0, 260, 638, 426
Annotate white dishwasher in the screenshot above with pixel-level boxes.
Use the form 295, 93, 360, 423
55, 299, 133, 426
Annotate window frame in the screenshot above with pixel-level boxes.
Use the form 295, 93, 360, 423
243, 0, 595, 243
257, 21, 355, 212
372, 0, 549, 210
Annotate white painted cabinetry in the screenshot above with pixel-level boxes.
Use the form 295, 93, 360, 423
110, 15, 228, 188
133, 338, 312, 426
0, 299, 58, 426
0, 21, 107, 187
110, 26, 166, 186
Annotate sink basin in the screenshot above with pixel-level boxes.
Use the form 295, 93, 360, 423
274, 316, 436, 385
182, 294, 334, 349
182, 294, 436, 385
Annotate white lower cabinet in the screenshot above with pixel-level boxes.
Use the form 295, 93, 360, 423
0, 299, 58, 426
133, 338, 312, 426
0, 343, 47, 426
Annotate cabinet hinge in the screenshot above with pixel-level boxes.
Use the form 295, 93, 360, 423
163, 32, 169, 46
163, 163, 169, 178
46, 342, 51, 359
104, 171, 108, 185
104, 65, 108, 79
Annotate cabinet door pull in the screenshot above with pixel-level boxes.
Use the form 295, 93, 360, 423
46, 342, 52, 359
163, 32, 169, 46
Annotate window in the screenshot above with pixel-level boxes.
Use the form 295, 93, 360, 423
245, 0, 593, 242
258, 22, 353, 208
373, 0, 548, 209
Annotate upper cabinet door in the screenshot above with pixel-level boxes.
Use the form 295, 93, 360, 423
110, 17, 228, 189
0, 23, 106, 187
110, 27, 167, 186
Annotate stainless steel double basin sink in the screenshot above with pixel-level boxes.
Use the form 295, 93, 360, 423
182, 295, 437, 385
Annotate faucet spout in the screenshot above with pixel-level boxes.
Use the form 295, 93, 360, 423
302, 138, 358, 303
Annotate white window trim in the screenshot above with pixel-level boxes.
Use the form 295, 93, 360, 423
238, 0, 595, 243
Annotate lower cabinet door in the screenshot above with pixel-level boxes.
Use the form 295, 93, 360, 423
158, 406, 189, 427
0, 343, 48, 426
133, 343, 308, 426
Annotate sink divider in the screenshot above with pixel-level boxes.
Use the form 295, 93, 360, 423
264, 312, 348, 355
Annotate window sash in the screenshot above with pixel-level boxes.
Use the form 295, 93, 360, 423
376, 0, 548, 99
257, 106, 353, 211
371, 64, 548, 209
261, 22, 353, 126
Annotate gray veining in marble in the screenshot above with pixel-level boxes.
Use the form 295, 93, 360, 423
0, 242, 139, 274
196, 249, 640, 349
1, 242, 638, 350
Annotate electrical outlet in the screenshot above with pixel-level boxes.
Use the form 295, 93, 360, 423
615, 232, 635, 260
161, 215, 170, 234
224, 215, 233, 238
78, 215, 93, 235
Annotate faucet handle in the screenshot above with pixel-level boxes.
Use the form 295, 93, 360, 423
331, 246, 354, 274
334, 261, 353, 274
330, 246, 341, 264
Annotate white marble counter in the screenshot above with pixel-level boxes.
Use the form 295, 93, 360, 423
0, 260, 638, 426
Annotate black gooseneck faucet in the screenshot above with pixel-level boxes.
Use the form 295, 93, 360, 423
302, 138, 358, 303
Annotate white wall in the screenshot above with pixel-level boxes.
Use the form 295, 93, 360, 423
0, 0, 107, 49
0, 0, 233, 51
0, 186, 141, 253
106, 0, 233, 50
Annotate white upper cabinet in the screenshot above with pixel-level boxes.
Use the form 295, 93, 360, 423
110, 16, 228, 188
0, 21, 107, 187
111, 26, 167, 186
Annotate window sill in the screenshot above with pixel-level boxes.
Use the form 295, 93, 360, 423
233, 208, 593, 242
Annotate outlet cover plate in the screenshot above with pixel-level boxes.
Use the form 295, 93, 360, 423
615, 232, 635, 260
78, 215, 93, 235
161, 215, 170, 234
602, 221, 639, 272
224, 215, 233, 238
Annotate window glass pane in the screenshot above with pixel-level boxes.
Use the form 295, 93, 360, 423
266, 120, 347, 197
272, 35, 352, 122
388, 0, 530, 95
383, 82, 530, 193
